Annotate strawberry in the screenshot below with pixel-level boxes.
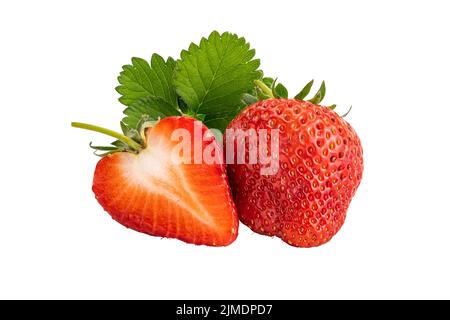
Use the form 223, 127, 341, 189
73, 116, 239, 246
226, 81, 363, 247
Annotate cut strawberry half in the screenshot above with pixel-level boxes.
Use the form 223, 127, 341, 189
73, 116, 238, 246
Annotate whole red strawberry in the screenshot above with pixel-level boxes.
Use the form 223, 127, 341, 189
226, 82, 363, 247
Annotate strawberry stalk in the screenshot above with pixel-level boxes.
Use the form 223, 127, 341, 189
71, 122, 143, 152
254, 80, 275, 98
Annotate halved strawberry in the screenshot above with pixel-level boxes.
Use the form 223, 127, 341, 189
74, 116, 238, 246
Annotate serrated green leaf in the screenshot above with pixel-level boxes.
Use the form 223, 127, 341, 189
116, 54, 178, 108
203, 109, 242, 132
174, 31, 261, 128
308, 81, 326, 104
122, 96, 181, 129
274, 83, 288, 98
166, 56, 176, 71
295, 79, 314, 100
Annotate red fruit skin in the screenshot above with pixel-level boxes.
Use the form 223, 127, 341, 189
93, 116, 239, 246
226, 99, 363, 247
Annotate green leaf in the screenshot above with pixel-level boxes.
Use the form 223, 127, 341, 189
262, 77, 274, 88
125, 128, 142, 144
295, 79, 314, 100
111, 140, 128, 149
122, 96, 181, 129
94, 150, 121, 157
116, 54, 178, 107
166, 56, 176, 72
203, 109, 242, 132
177, 97, 190, 113
120, 121, 131, 135
89, 142, 118, 151
196, 114, 206, 121
89, 142, 122, 157
308, 81, 326, 104
274, 83, 288, 98
174, 31, 261, 130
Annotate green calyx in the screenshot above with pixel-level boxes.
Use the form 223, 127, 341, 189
71, 120, 156, 156
252, 78, 352, 117
253, 78, 289, 100
293, 79, 352, 116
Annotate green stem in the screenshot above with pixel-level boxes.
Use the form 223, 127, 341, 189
71, 122, 142, 151
254, 80, 275, 98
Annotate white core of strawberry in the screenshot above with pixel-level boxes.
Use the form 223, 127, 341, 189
117, 146, 216, 229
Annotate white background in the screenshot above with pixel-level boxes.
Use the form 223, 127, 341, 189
1, 0, 449, 299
